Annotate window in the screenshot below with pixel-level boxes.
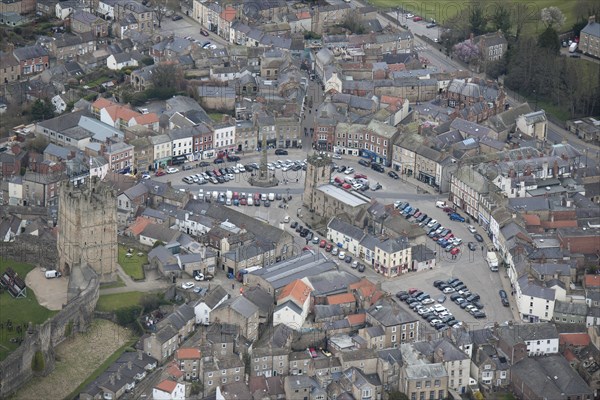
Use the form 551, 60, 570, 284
208, 372, 213, 377
425, 381, 431, 388
392, 326, 397, 333
222, 378, 227, 383
208, 380, 212, 385
434, 379, 440, 387
416, 381, 421, 389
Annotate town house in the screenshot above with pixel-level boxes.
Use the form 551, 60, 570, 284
365, 299, 420, 348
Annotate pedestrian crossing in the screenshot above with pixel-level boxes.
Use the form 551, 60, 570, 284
413, 45, 428, 51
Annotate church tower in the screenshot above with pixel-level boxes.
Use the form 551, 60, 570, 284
57, 177, 118, 282
302, 152, 332, 210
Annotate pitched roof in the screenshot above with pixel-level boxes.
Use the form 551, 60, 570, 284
216, 295, 259, 318
277, 279, 312, 307
154, 379, 177, 393
175, 347, 201, 360
559, 332, 590, 347
126, 217, 152, 236
584, 274, 600, 288
326, 293, 356, 305
346, 313, 366, 326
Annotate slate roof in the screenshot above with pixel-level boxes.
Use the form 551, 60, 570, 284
305, 271, 360, 297
405, 363, 447, 379
512, 355, 593, 397
517, 276, 556, 301
581, 19, 600, 38
13, 45, 48, 61
215, 295, 259, 319
367, 298, 417, 326
328, 217, 365, 241
411, 244, 435, 262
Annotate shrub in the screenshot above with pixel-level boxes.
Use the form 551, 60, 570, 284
115, 306, 142, 326
31, 351, 45, 372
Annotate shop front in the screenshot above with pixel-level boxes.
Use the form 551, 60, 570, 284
418, 171, 436, 186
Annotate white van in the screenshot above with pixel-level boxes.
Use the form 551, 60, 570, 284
212, 191, 219, 200
436, 201, 447, 208
247, 197, 254, 206
344, 177, 356, 185
45, 270, 61, 279
268, 193, 275, 201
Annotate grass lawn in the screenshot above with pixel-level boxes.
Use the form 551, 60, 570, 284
12, 319, 135, 400
208, 112, 225, 122
368, 0, 578, 37
96, 291, 145, 312
99, 275, 126, 290
118, 245, 146, 280
0, 259, 56, 361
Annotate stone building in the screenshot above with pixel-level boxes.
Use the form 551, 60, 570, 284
57, 178, 118, 282
302, 152, 333, 210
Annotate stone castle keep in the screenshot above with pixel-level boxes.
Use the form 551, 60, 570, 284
57, 177, 118, 282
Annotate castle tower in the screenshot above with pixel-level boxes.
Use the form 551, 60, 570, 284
303, 152, 332, 209
57, 177, 118, 283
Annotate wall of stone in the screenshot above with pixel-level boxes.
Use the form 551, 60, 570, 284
0, 264, 99, 398
0, 235, 58, 268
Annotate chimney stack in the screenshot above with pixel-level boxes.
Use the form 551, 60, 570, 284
589, 15, 596, 24
138, 349, 143, 360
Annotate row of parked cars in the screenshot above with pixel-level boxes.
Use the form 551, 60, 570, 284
205, 190, 285, 207
332, 173, 382, 192
267, 159, 307, 172
182, 163, 255, 185
396, 289, 462, 332
294, 225, 367, 272
395, 201, 463, 255
433, 279, 487, 319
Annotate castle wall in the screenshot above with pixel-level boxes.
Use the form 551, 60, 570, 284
0, 264, 99, 398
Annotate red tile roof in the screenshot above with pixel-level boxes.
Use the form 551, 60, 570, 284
559, 333, 590, 347
326, 293, 356, 305
176, 347, 201, 360
166, 362, 184, 379
134, 113, 159, 125
523, 214, 541, 226
296, 11, 310, 19
584, 274, 600, 288
92, 97, 114, 110
349, 278, 377, 298
564, 347, 577, 362
220, 6, 236, 22
346, 313, 365, 326
278, 279, 312, 307
126, 217, 152, 236
155, 379, 177, 393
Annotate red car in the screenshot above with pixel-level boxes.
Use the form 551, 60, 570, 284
413, 16, 423, 21
325, 243, 333, 252
308, 348, 318, 358
240, 198, 247, 205
342, 183, 352, 190
319, 240, 327, 248
334, 176, 344, 184
443, 207, 454, 213
450, 247, 460, 255
155, 170, 166, 176
213, 169, 221, 176
408, 288, 419, 294
354, 173, 367, 180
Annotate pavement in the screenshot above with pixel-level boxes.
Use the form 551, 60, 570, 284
25, 266, 68, 310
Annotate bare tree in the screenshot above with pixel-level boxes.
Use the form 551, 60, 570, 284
540, 7, 566, 29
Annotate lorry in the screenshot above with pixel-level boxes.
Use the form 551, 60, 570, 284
569, 42, 578, 53
486, 252, 499, 272
45, 270, 62, 279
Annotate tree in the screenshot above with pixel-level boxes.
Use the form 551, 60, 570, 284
150, 0, 169, 28
490, 4, 512, 34
540, 7, 566, 29
512, 3, 530, 39
468, 3, 487, 36
30, 99, 55, 121
339, 10, 365, 34
151, 63, 184, 91
574, 0, 600, 23
27, 135, 49, 153
538, 26, 560, 54
453, 39, 481, 63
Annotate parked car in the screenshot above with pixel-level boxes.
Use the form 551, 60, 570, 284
474, 233, 484, 242
338, 251, 346, 260
166, 167, 179, 174
358, 159, 371, 167
181, 282, 195, 289
413, 16, 423, 21
344, 255, 352, 263
325, 243, 333, 252
388, 171, 399, 179
468, 242, 476, 251
275, 149, 288, 155
468, 225, 477, 233
172, 14, 183, 20
200, 29, 209, 36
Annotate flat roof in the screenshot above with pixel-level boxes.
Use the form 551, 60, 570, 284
317, 184, 369, 207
